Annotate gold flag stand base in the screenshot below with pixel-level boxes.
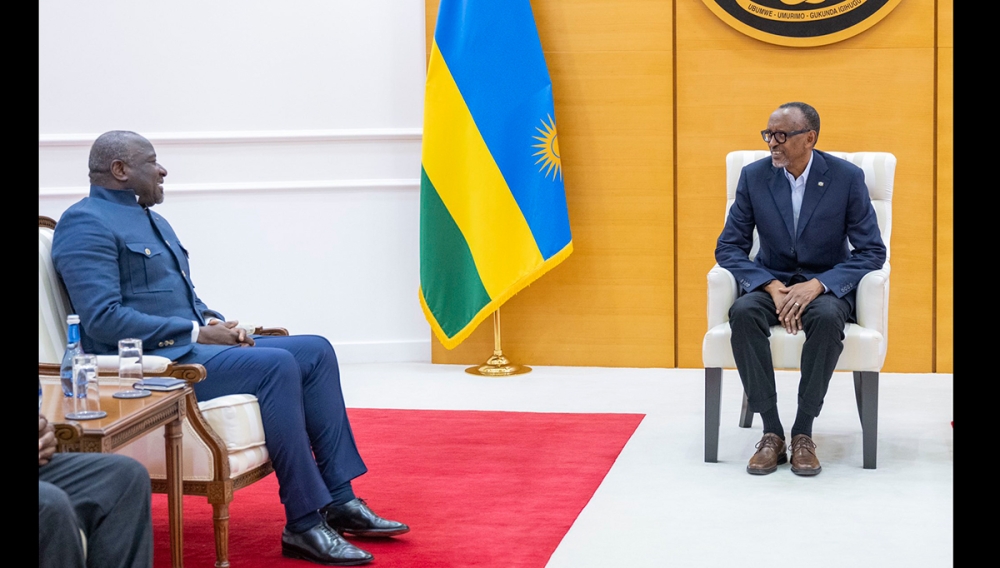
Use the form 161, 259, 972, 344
465, 308, 532, 377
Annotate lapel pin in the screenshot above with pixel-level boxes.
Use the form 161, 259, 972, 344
818, 181, 824, 187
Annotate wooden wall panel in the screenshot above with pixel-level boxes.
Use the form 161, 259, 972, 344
936, 0, 953, 373
424, 1, 950, 373
675, 1, 938, 373
427, 0, 675, 367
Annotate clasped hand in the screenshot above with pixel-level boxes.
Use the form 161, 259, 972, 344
39, 413, 57, 467
197, 319, 255, 347
765, 278, 824, 335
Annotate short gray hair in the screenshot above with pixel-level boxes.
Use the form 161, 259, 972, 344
778, 102, 820, 143
88, 130, 144, 174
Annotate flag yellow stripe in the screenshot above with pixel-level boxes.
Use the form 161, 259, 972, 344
421, 42, 544, 299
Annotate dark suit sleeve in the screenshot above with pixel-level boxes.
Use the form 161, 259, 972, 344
195, 297, 225, 323
715, 168, 779, 293
52, 208, 196, 351
813, 167, 887, 297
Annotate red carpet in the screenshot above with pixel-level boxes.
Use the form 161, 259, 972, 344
153, 408, 644, 567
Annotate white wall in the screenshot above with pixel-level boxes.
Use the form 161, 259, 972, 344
39, 0, 431, 363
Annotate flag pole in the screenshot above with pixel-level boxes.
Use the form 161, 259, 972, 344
465, 307, 531, 376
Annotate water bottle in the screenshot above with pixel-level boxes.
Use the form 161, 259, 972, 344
60, 314, 85, 397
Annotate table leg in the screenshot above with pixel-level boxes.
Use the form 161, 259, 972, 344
165, 417, 184, 568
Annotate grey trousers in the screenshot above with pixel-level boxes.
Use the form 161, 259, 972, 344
39, 453, 153, 568
729, 289, 851, 418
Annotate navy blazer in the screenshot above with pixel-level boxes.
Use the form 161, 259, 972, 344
52, 185, 231, 362
715, 150, 886, 315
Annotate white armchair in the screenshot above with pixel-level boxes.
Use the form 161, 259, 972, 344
40, 215, 277, 568
702, 151, 894, 469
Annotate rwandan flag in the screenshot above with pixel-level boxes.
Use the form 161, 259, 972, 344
420, 0, 573, 350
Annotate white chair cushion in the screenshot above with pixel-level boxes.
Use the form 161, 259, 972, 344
702, 322, 884, 372
197, 394, 268, 451
39, 226, 70, 363
95, 355, 173, 374
116, 394, 269, 480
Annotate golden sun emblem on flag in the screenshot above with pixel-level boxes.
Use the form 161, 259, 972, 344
532, 114, 562, 181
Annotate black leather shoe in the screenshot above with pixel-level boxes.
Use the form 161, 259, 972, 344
281, 521, 374, 566
324, 498, 410, 537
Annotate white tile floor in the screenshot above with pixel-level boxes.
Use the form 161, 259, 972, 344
340, 363, 954, 568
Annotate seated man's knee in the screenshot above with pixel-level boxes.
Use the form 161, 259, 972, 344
804, 299, 846, 325
730, 294, 769, 329
299, 335, 339, 361
258, 349, 302, 377
106, 454, 152, 496
39, 482, 74, 522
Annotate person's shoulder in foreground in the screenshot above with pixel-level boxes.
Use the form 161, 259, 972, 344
39, 412, 154, 568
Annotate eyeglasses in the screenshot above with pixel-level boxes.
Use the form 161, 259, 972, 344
760, 129, 811, 144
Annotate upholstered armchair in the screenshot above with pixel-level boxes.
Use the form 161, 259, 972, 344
701, 151, 894, 470
40, 215, 281, 568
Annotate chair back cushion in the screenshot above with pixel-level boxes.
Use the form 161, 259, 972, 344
39, 223, 71, 363
724, 151, 894, 261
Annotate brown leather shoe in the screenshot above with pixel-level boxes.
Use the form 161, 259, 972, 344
747, 432, 787, 475
789, 434, 822, 476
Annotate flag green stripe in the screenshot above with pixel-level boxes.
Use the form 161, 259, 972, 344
420, 167, 491, 338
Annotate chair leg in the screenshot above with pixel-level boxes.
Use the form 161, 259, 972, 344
212, 502, 230, 568
739, 391, 754, 428
705, 367, 723, 463
853, 371, 879, 469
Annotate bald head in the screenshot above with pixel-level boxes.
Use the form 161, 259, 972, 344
88, 130, 168, 207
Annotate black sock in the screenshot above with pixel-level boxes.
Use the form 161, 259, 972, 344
329, 481, 356, 507
791, 408, 814, 439
760, 407, 784, 439
286, 511, 324, 534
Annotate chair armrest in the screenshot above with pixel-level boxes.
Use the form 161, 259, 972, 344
95, 355, 172, 375
40, 360, 207, 384
162, 363, 208, 384
182, 389, 237, 479
233, 322, 289, 336
254, 326, 289, 336
53, 422, 83, 444
856, 263, 890, 336
707, 264, 738, 329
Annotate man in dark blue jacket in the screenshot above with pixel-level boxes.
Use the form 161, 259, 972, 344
52, 131, 408, 566
715, 103, 886, 477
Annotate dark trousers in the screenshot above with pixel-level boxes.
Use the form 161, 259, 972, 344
188, 335, 367, 522
729, 290, 851, 418
39, 453, 153, 568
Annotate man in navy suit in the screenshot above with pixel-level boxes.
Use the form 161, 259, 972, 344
52, 131, 409, 566
715, 103, 886, 477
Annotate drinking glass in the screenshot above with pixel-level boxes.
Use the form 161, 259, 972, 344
114, 338, 151, 399
65, 354, 106, 420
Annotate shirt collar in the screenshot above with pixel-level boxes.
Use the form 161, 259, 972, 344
89, 184, 143, 208
783, 150, 815, 185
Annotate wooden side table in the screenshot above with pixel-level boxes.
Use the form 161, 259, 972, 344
42, 377, 189, 568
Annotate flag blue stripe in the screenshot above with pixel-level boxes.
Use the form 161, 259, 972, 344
434, 0, 572, 260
